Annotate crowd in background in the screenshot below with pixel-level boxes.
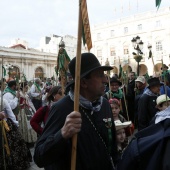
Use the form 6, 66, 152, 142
0, 57, 170, 170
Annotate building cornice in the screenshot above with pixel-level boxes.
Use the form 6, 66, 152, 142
0, 46, 57, 61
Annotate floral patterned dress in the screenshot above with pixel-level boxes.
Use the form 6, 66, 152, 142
0, 118, 32, 170
0, 97, 32, 170
18, 92, 37, 143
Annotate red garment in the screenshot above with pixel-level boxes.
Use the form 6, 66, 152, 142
30, 105, 50, 135
125, 123, 135, 136
20, 97, 29, 109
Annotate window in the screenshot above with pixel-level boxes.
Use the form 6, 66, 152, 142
110, 47, 116, 56
137, 24, 142, 30
97, 50, 102, 57
156, 41, 162, 51
124, 48, 129, 54
97, 33, 101, 40
111, 30, 114, 37
156, 20, 161, 27
124, 27, 128, 34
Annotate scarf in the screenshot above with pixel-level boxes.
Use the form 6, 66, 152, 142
108, 89, 123, 99
20, 91, 30, 106
155, 106, 170, 124
34, 82, 41, 92
144, 88, 159, 97
4, 87, 16, 96
68, 90, 103, 113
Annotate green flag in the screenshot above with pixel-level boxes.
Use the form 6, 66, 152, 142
148, 50, 152, 59
118, 64, 122, 79
156, 0, 161, 9
2, 66, 6, 76
15, 74, 19, 84
22, 74, 27, 82
144, 72, 150, 82
81, 0, 92, 51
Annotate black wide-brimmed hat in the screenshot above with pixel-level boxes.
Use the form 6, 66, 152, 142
147, 77, 163, 88
69, 53, 113, 79
66, 53, 113, 88
110, 77, 122, 86
161, 64, 169, 70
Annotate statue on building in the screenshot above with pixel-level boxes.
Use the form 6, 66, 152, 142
105, 58, 111, 75
55, 38, 71, 94
105, 58, 110, 66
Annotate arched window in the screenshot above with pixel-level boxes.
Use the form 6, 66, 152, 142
139, 64, 147, 76
122, 65, 132, 73
9, 66, 20, 79
35, 67, 44, 79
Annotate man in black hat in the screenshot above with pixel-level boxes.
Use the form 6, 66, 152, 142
34, 53, 118, 170
138, 77, 163, 131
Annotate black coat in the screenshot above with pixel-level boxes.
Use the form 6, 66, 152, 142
138, 93, 158, 131
117, 118, 170, 170
34, 95, 118, 170
126, 79, 136, 122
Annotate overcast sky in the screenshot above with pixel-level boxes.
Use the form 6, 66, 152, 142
0, 0, 170, 48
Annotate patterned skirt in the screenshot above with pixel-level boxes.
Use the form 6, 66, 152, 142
0, 118, 31, 170
18, 107, 37, 143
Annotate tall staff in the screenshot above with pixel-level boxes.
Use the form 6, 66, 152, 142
71, 0, 92, 169
118, 56, 129, 121
161, 58, 168, 106
1, 56, 4, 111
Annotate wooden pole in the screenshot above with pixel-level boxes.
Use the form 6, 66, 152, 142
151, 55, 156, 75
107, 75, 111, 99
1, 56, 4, 111
161, 58, 168, 106
71, 0, 82, 170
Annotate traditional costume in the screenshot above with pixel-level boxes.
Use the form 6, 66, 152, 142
18, 91, 37, 143
0, 98, 31, 170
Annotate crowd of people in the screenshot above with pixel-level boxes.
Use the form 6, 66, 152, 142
0, 52, 170, 170
0, 76, 63, 169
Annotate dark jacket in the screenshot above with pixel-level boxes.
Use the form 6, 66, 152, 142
138, 93, 158, 131
34, 95, 118, 170
126, 79, 136, 122
117, 118, 170, 170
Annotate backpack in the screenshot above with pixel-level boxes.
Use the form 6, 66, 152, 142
117, 119, 170, 170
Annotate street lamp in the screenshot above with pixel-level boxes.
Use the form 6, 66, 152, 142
131, 36, 144, 76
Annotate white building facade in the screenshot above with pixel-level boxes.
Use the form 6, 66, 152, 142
0, 45, 57, 81
91, 7, 170, 76
38, 34, 86, 59
0, 34, 88, 81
